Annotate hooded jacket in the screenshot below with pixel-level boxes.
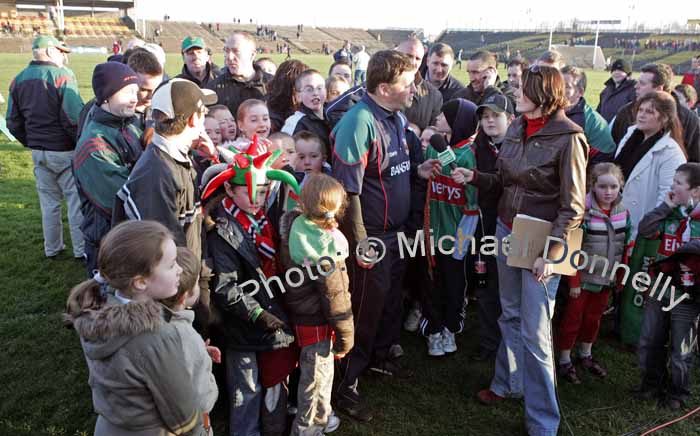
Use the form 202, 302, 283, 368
69, 294, 206, 436
73, 106, 143, 249
278, 210, 354, 355
597, 77, 636, 123
471, 109, 589, 258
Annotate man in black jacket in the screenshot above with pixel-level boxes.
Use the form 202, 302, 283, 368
597, 59, 636, 123
176, 36, 220, 88
206, 32, 272, 119
6, 36, 85, 259
611, 63, 700, 162
452, 50, 516, 109
115, 79, 218, 260
424, 43, 464, 102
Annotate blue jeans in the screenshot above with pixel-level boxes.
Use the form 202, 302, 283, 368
638, 298, 700, 402
226, 349, 262, 436
354, 69, 366, 86
490, 220, 561, 436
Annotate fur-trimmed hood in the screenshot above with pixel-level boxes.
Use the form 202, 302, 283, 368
72, 293, 165, 361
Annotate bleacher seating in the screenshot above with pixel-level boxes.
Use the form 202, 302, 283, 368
318, 27, 386, 52
147, 20, 223, 53
367, 29, 420, 47
63, 15, 131, 38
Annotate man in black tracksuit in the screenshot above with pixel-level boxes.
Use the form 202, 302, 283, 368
597, 59, 636, 123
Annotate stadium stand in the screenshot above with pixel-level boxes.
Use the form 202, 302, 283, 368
318, 27, 386, 51
367, 28, 420, 47
147, 20, 223, 53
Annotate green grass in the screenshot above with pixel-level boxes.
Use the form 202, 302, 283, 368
2, 53, 700, 436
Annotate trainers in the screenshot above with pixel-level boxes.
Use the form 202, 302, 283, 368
403, 306, 422, 332
388, 344, 404, 360
427, 333, 445, 357
368, 358, 414, 378
441, 328, 457, 354
578, 355, 607, 378
333, 390, 373, 422
324, 411, 340, 433
558, 362, 581, 384
476, 389, 505, 405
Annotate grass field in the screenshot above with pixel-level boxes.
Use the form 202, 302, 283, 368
1, 53, 699, 436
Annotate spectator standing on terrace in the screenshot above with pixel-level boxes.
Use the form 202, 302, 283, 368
207, 32, 272, 119
334, 40, 353, 63
176, 36, 220, 88
6, 35, 84, 260
423, 43, 464, 102
354, 45, 370, 86
597, 59, 636, 123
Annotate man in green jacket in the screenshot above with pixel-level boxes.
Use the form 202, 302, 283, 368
73, 62, 142, 274
563, 66, 616, 166
6, 36, 85, 259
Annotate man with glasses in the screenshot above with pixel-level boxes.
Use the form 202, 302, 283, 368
453, 50, 516, 108
115, 79, 218, 260
206, 32, 271, 118
6, 35, 84, 260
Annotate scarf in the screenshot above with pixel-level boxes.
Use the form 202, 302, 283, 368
524, 116, 547, 141
614, 129, 664, 181
223, 197, 277, 276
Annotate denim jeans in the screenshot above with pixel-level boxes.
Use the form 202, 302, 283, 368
31, 149, 84, 257
490, 220, 561, 436
638, 298, 700, 402
226, 349, 262, 436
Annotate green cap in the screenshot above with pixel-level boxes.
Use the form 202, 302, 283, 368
181, 36, 205, 52
32, 35, 70, 53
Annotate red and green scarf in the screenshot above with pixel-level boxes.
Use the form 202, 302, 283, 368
223, 197, 277, 276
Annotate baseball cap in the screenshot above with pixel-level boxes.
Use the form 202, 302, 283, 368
32, 35, 70, 53
610, 59, 632, 75
477, 93, 514, 117
152, 78, 218, 120
182, 36, 206, 52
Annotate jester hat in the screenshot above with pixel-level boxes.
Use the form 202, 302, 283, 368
201, 135, 300, 204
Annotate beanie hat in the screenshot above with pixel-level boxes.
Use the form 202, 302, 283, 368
441, 99, 461, 128
92, 62, 139, 103
610, 59, 632, 75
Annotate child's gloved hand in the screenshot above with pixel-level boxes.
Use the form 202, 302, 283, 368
255, 310, 286, 332
204, 339, 222, 364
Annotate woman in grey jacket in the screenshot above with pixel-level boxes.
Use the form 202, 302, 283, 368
66, 221, 208, 436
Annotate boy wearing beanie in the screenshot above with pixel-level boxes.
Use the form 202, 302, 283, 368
73, 61, 143, 275
597, 58, 636, 123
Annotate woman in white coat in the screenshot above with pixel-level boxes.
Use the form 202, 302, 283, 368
614, 91, 687, 240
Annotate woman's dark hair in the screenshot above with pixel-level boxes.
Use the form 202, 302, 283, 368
266, 59, 309, 115
635, 91, 685, 153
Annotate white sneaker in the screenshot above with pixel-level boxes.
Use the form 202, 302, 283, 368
404, 306, 422, 332
442, 328, 457, 354
325, 411, 340, 433
427, 332, 445, 357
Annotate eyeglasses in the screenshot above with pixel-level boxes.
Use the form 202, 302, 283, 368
300, 86, 325, 94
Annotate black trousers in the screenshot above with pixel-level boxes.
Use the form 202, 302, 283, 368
421, 253, 468, 335
338, 232, 406, 390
